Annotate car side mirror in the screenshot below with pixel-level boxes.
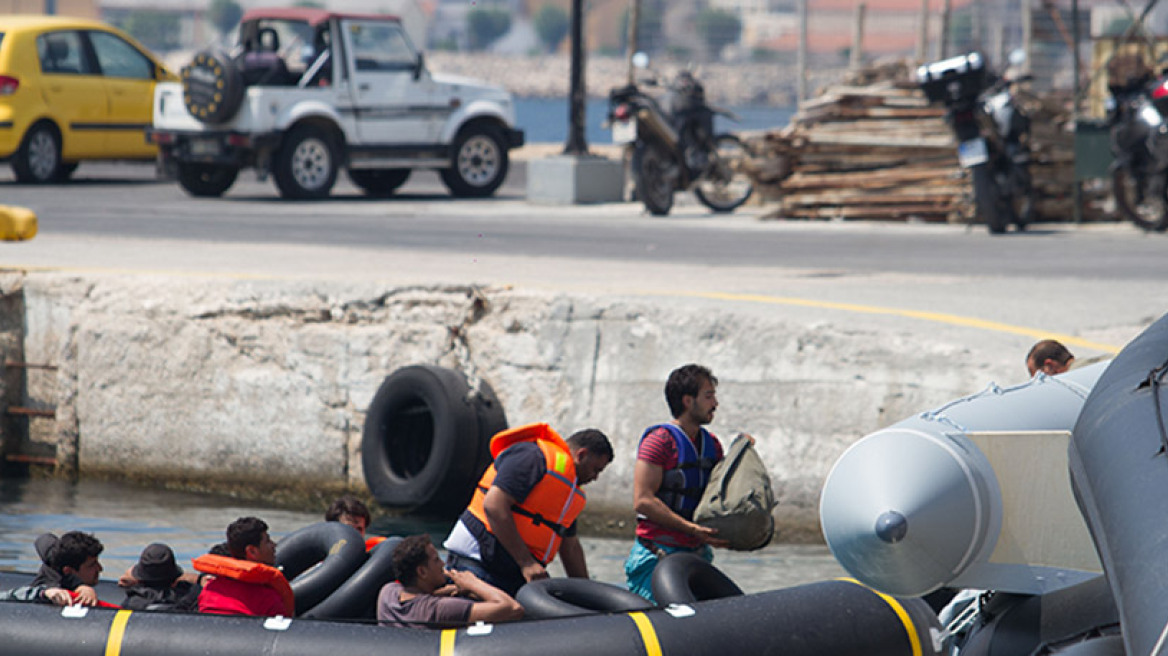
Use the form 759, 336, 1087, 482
413, 53, 424, 81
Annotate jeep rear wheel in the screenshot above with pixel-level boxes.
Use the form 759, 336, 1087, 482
440, 126, 508, 198
273, 124, 338, 200
348, 168, 411, 197
177, 163, 238, 197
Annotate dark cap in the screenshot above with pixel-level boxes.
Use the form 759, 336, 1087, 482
131, 543, 183, 586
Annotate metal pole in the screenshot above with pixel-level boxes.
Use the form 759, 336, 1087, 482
797, 0, 808, 106
1022, 0, 1033, 73
916, 0, 929, 62
850, 2, 866, 70
44, 0, 56, 14
564, 0, 588, 155
626, 0, 640, 85
940, 0, 951, 59
1072, 0, 1083, 224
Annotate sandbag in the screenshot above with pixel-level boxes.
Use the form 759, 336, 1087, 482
693, 434, 775, 550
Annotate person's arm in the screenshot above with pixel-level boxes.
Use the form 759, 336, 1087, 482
633, 459, 729, 548
0, 585, 52, 604
71, 584, 98, 607
558, 535, 588, 579
482, 485, 547, 583
447, 568, 523, 623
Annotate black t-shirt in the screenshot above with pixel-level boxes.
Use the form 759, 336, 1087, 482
460, 442, 577, 568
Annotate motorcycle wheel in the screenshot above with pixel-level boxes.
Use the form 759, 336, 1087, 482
971, 164, 1011, 234
694, 134, 754, 213
633, 144, 676, 216
1112, 166, 1168, 232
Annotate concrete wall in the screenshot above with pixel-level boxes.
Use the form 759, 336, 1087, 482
2, 271, 1024, 540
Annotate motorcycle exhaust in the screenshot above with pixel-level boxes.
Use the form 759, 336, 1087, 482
635, 107, 679, 149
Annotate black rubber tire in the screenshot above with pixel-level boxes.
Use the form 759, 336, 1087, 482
651, 552, 743, 605
181, 50, 245, 125
273, 123, 339, 200
12, 123, 63, 184
177, 163, 239, 197
633, 143, 675, 216
516, 578, 656, 619
348, 168, 411, 197
440, 125, 509, 198
693, 134, 753, 214
361, 365, 507, 516
971, 164, 1009, 234
274, 521, 367, 615
302, 536, 402, 620
1112, 166, 1168, 232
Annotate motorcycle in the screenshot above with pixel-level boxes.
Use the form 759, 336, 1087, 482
1105, 52, 1168, 232
606, 56, 753, 216
917, 52, 1034, 234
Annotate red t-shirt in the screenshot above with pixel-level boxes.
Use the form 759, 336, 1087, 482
198, 575, 287, 617
636, 425, 723, 548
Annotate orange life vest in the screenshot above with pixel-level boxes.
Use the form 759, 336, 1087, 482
191, 554, 295, 617
365, 536, 387, 552
467, 423, 587, 565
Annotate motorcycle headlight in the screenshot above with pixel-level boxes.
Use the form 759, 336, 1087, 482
1139, 103, 1163, 127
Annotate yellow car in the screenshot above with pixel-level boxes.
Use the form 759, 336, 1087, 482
0, 15, 174, 183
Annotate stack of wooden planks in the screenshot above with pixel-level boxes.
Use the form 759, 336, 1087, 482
742, 61, 1107, 224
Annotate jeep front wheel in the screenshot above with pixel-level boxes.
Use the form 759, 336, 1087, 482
440, 126, 508, 198
274, 124, 338, 200
177, 163, 238, 197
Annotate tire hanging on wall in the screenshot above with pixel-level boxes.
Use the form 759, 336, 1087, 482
361, 365, 507, 516
275, 521, 367, 615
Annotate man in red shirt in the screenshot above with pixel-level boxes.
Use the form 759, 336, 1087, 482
626, 364, 732, 602
198, 517, 289, 617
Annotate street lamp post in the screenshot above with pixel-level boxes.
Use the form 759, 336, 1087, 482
563, 0, 588, 155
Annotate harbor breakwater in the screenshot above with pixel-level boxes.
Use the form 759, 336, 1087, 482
0, 270, 1021, 542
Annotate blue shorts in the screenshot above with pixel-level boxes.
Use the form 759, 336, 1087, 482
624, 540, 713, 604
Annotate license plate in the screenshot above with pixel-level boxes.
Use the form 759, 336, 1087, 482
957, 138, 988, 168
612, 119, 636, 144
189, 138, 221, 157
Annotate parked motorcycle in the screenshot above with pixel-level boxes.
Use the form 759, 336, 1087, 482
1105, 52, 1168, 232
917, 52, 1034, 234
606, 56, 753, 216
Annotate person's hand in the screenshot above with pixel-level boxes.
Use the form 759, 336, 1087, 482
691, 524, 731, 549
519, 561, 548, 583
118, 567, 138, 588
42, 587, 73, 606
432, 582, 458, 597
73, 585, 98, 607
445, 568, 482, 594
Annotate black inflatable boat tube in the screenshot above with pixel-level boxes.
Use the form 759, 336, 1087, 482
0, 578, 940, 656
1070, 312, 1168, 656
275, 521, 367, 614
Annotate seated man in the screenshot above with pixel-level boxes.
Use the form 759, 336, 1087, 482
120, 543, 201, 612
377, 534, 522, 629
324, 494, 371, 538
197, 516, 293, 617
0, 531, 104, 606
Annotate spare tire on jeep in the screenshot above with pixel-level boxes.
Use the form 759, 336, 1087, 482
182, 50, 245, 125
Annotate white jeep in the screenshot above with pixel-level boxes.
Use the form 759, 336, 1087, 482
148, 7, 524, 199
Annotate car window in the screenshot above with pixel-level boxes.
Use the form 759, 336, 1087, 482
37, 31, 91, 75
88, 31, 154, 80
346, 21, 414, 72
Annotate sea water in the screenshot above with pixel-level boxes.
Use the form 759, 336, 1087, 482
0, 478, 844, 593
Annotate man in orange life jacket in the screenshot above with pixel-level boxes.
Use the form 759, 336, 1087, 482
626, 364, 746, 602
198, 516, 288, 616
443, 424, 614, 596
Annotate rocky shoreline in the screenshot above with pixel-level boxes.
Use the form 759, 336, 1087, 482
428, 51, 847, 107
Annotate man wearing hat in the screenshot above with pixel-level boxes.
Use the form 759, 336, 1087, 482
120, 543, 201, 612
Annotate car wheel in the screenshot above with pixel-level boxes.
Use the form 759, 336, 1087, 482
440, 125, 509, 198
177, 163, 239, 197
273, 124, 338, 200
12, 123, 63, 184
348, 168, 411, 197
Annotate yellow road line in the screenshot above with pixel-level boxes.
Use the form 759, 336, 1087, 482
104, 609, 132, 656
439, 628, 457, 656
629, 612, 663, 656
839, 578, 922, 656
657, 290, 1122, 354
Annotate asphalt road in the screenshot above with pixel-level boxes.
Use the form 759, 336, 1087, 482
1, 160, 1165, 357
2, 161, 1166, 281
